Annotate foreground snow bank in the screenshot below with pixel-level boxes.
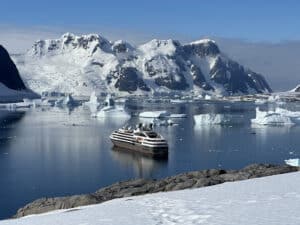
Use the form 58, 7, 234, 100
251, 107, 300, 125
3, 171, 300, 225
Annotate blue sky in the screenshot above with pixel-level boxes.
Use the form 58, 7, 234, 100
1, 0, 300, 42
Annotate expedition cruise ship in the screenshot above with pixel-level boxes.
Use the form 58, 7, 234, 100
110, 124, 168, 157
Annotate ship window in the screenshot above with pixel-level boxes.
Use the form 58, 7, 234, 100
147, 132, 159, 138
135, 132, 146, 137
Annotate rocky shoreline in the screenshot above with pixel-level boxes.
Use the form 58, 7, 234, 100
14, 164, 299, 218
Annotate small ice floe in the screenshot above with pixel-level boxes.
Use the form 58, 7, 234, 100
204, 95, 212, 100
251, 107, 300, 126
152, 118, 175, 126
170, 99, 188, 104
194, 114, 244, 125
139, 111, 187, 119
168, 114, 187, 118
139, 111, 170, 118
284, 158, 300, 167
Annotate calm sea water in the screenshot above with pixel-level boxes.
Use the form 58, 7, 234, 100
0, 102, 300, 219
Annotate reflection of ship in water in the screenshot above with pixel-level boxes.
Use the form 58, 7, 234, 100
111, 146, 168, 178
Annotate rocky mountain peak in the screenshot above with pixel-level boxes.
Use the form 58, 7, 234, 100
16, 33, 272, 96
28, 33, 112, 57
291, 84, 300, 92
183, 39, 220, 57
0, 45, 27, 90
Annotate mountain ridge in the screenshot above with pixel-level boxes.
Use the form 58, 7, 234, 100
13, 33, 272, 96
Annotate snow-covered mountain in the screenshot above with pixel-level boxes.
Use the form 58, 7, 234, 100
13, 33, 272, 96
290, 84, 300, 92
0, 45, 38, 102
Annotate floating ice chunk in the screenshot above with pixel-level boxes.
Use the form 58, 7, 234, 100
170, 99, 188, 104
251, 107, 300, 126
85, 92, 100, 106
84, 92, 100, 115
139, 111, 170, 118
96, 107, 131, 119
168, 114, 187, 118
285, 158, 300, 167
55, 94, 75, 107
194, 114, 244, 125
204, 95, 212, 100
95, 95, 131, 119
139, 111, 187, 119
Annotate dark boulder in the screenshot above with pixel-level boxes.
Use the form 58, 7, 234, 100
13, 164, 298, 218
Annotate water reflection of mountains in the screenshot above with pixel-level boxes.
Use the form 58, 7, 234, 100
110, 146, 168, 179
0, 110, 25, 148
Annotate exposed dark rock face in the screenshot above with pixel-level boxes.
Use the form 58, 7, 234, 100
293, 85, 300, 92
114, 67, 150, 92
210, 57, 272, 94
0, 45, 27, 90
190, 64, 214, 91
14, 164, 298, 218
182, 41, 220, 57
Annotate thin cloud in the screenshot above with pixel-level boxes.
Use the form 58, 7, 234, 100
0, 25, 298, 91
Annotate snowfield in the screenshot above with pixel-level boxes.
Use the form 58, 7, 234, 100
2, 172, 300, 225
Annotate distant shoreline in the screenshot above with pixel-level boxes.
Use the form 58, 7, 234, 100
13, 163, 298, 218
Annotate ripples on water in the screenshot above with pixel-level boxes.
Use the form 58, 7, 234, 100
0, 101, 300, 219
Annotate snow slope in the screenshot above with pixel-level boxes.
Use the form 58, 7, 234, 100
290, 84, 300, 92
2, 172, 300, 225
12, 33, 272, 96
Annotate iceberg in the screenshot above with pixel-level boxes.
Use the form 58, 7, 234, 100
96, 95, 130, 119
168, 114, 187, 118
285, 158, 300, 167
251, 107, 300, 126
204, 95, 212, 100
84, 92, 100, 107
83, 92, 100, 116
55, 94, 76, 107
139, 111, 187, 119
194, 114, 245, 125
139, 111, 170, 118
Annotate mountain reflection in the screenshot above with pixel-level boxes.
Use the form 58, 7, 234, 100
110, 146, 168, 179
0, 110, 25, 150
